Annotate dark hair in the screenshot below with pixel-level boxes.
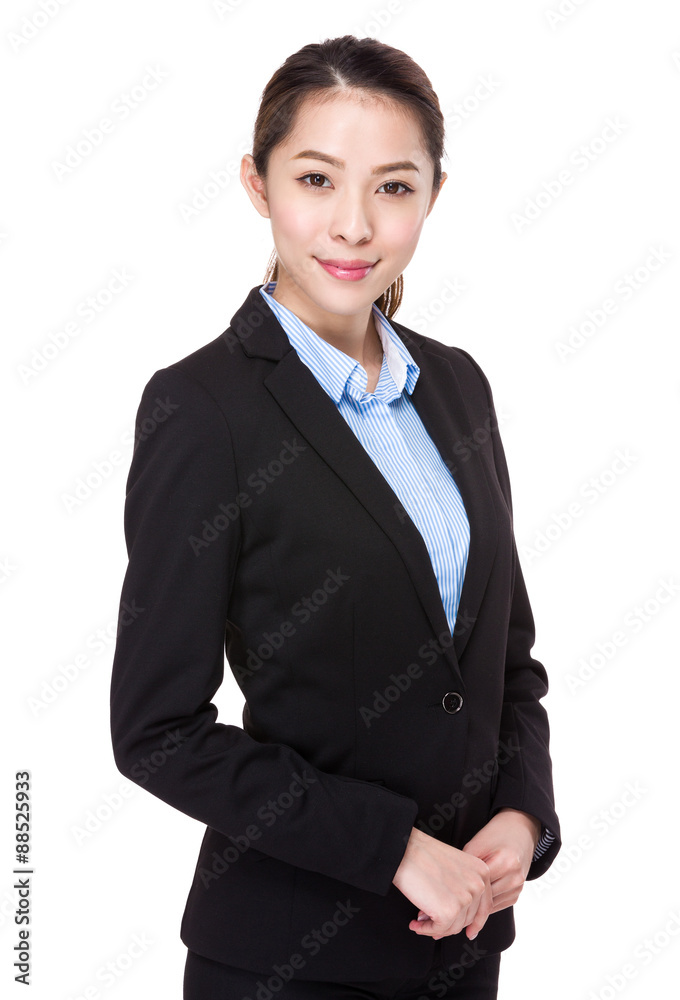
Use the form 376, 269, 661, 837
252, 34, 446, 319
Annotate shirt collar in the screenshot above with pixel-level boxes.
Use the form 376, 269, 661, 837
259, 281, 420, 405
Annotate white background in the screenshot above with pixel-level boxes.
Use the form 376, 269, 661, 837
2, 1, 680, 997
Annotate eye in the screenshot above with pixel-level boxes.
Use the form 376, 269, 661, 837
296, 173, 413, 197
297, 172, 332, 189
378, 180, 413, 197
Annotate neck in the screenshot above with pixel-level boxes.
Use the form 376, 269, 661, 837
270, 278, 384, 370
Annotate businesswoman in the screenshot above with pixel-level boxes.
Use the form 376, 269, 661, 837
110, 34, 561, 999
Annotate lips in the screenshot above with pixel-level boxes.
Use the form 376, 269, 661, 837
315, 257, 378, 282
317, 258, 378, 268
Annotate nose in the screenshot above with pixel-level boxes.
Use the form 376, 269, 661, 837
329, 189, 373, 245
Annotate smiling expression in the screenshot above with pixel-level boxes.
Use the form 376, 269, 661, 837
241, 89, 446, 326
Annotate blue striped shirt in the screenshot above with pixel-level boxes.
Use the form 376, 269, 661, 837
260, 280, 470, 636
259, 280, 555, 863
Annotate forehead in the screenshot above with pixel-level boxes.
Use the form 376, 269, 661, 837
282, 90, 427, 161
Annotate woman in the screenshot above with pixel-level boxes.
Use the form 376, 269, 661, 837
110, 34, 561, 999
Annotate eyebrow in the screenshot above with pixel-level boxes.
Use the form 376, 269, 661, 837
290, 149, 420, 175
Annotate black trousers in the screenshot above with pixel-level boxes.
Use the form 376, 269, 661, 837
183, 940, 501, 999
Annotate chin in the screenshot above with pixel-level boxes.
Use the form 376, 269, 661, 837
312, 284, 381, 312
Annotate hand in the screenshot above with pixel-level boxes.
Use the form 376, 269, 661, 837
392, 827, 493, 941
461, 808, 540, 914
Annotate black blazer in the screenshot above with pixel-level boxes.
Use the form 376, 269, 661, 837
110, 283, 561, 981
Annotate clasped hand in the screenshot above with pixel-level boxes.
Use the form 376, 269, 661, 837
392, 808, 540, 941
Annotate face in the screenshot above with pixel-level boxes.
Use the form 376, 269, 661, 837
241, 90, 447, 324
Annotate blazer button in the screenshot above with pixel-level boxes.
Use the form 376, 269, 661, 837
442, 691, 464, 714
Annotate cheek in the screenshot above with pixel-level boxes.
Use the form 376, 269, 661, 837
383, 214, 425, 251
270, 200, 319, 245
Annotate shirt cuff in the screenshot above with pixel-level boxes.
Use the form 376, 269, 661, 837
532, 826, 557, 861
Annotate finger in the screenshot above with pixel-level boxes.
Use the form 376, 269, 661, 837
491, 885, 524, 908
410, 917, 447, 938
488, 873, 513, 897
489, 896, 518, 915
465, 877, 494, 940
409, 915, 437, 935
491, 875, 524, 902
463, 846, 504, 883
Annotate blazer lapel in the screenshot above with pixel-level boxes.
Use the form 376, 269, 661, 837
401, 335, 499, 665
227, 286, 498, 677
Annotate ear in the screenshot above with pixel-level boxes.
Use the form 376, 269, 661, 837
240, 154, 271, 219
425, 171, 447, 218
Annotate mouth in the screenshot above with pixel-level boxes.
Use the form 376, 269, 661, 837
315, 257, 378, 282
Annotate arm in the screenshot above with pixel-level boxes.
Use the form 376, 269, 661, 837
110, 365, 418, 895
455, 349, 562, 880
487, 537, 561, 879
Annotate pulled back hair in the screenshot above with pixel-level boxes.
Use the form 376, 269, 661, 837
251, 34, 446, 319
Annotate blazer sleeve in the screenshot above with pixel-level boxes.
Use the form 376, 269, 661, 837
455, 350, 562, 880
109, 365, 418, 896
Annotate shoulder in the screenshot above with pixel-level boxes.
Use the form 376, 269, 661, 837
388, 318, 497, 408
129, 335, 239, 459
165, 333, 235, 394
135, 332, 240, 416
